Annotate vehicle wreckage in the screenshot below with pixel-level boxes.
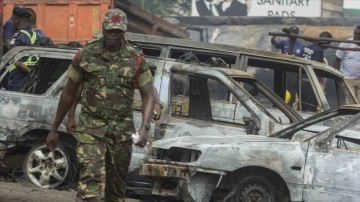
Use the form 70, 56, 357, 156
141, 105, 360, 202
125, 32, 357, 116
0, 33, 357, 199
0, 44, 302, 190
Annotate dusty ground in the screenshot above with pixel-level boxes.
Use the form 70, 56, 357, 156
0, 181, 140, 202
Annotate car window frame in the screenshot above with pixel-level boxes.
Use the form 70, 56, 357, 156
271, 107, 360, 141
0, 48, 76, 96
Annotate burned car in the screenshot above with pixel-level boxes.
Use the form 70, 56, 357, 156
126, 33, 358, 116
0, 46, 302, 190
140, 105, 360, 202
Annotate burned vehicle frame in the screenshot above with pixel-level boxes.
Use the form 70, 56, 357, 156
125, 33, 358, 117
0, 45, 303, 191
140, 105, 360, 202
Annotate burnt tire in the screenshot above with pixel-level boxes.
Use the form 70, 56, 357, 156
235, 175, 276, 202
22, 144, 71, 188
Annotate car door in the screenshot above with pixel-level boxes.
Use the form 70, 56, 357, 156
303, 122, 360, 202
156, 70, 251, 142
130, 58, 166, 169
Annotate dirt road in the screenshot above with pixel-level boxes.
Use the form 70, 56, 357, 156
0, 181, 140, 202
0, 181, 76, 202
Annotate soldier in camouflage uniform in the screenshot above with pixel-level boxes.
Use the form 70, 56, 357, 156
46, 8, 156, 202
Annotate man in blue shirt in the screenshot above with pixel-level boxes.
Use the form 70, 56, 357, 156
7, 7, 46, 91
299, 32, 332, 112
271, 25, 304, 56
301, 31, 332, 63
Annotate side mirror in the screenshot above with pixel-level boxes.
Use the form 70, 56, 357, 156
243, 117, 260, 135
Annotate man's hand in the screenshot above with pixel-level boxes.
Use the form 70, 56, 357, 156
152, 103, 163, 121
135, 127, 148, 147
46, 131, 59, 152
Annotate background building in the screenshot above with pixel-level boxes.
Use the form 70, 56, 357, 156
132, 0, 348, 17
323, 0, 344, 17
343, 0, 360, 16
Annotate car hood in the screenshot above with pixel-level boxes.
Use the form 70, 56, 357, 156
153, 134, 289, 150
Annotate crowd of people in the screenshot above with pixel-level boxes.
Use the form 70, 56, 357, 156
271, 25, 333, 62
271, 25, 360, 111
3, 6, 46, 91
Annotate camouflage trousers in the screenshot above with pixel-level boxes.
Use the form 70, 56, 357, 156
75, 132, 133, 202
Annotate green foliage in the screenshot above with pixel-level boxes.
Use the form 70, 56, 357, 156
129, 0, 191, 16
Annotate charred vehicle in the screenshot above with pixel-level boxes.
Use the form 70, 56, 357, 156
0, 46, 302, 189
125, 33, 358, 116
140, 105, 360, 202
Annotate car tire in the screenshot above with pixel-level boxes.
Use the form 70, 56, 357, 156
22, 143, 71, 188
235, 175, 276, 202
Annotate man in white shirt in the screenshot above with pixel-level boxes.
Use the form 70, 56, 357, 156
334, 25, 360, 102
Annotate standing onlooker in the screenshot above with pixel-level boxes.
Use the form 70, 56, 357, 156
271, 25, 304, 56
7, 8, 46, 91
302, 31, 332, 63
46, 8, 156, 202
271, 26, 305, 111
334, 25, 360, 102
3, 5, 24, 54
299, 31, 333, 112
217, 0, 247, 16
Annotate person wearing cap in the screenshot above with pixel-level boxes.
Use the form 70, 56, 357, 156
7, 7, 46, 91
46, 8, 155, 202
271, 25, 304, 56
271, 26, 305, 111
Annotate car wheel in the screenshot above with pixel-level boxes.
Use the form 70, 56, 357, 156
22, 144, 70, 188
235, 175, 276, 202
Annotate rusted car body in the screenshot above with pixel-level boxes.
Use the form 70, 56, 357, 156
0, 46, 302, 189
141, 105, 360, 202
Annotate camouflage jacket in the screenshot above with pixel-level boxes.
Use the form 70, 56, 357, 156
68, 38, 152, 142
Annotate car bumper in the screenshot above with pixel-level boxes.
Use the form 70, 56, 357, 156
140, 163, 193, 200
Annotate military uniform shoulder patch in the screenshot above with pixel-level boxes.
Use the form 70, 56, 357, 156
73, 50, 83, 62
127, 42, 143, 57
85, 37, 101, 46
